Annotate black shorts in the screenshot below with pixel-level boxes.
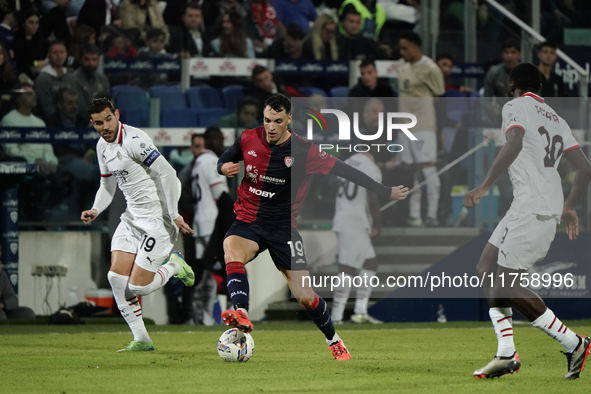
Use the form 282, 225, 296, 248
225, 220, 309, 271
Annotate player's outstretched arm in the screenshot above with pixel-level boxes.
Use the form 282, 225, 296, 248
330, 160, 409, 201
562, 148, 591, 240
150, 156, 195, 235
81, 175, 117, 224
464, 127, 524, 208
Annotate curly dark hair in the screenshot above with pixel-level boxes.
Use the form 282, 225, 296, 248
264, 93, 291, 115
87, 97, 116, 116
509, 63, 542, 94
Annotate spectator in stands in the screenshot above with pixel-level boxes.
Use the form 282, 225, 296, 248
39, 0, 72, 48
211, 11, 255, 58
41, 0, 85, 17
105, 33, 139, 57
397, 31, 445, 227
169, 3, 214, 58
0, 41, 15, 93
64, 44, 110, 119
537, 41, 564, 97
268, 23, 304, 60
247, 65, 290, 121
337, 6, 385, 60
0, 9, 17, 51
217, 97, 260, 129
1, 83, 59, 175
246, 0, 277, 57
119, 0, 170, 44
338, 0, 386, 40
1, 83, 45, 127
12, 9, 49, 78
0, 41, 15, 118
68, 25, 96, 70
139, 28, 174, 58
77, 0, 121, 37
349, 58, 395, 97
46, 87, 89, 127
273, 0, 317, 36
301, 14, 339, 61
482, 39, 520, 97
0, 245, 36, 322
34, 41, 70, 120
435, 52, 475, 95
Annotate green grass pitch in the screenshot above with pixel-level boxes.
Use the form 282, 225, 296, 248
1, 320, 591, 393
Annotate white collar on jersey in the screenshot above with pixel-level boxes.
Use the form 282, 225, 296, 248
520, 92, 545, 103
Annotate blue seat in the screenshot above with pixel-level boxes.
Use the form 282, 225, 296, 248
330, 87, 349, 97
149, 85, 197, 127
444, 89, 465, 98
112, 86, 150, 127
186, 85, 224, 111
149, 85, 189, 110
221, 86, 246, 112
197, 108, 230, 127
160, 110, 199, 127
298, 86, 327, 97
444, 89, 470, 123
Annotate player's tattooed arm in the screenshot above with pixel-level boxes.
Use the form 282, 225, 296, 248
464, 127, 524, 208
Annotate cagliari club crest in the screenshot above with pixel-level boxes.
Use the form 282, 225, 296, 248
284, 156, 294, 168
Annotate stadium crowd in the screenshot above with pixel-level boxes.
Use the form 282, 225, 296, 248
0, 0, 588, 225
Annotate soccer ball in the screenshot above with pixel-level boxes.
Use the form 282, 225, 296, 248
217, 328, 255, 362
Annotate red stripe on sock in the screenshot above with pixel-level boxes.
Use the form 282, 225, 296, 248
503, 334, 513, 337
157, 270, 165, 285
497, 316, 512, 323
303, 294, 320, 310
501, 328, 512, 333
161, 266, 169, 276
548, 317, 557, 329
563, 326, 568, 334
559, 324, 564, 332
226, 261, 246, 275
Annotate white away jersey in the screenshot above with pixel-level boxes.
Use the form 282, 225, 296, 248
502, 93, 579, 216
332, 153, 382, 233
97, 123, 178, 220
191, 149, 229, 236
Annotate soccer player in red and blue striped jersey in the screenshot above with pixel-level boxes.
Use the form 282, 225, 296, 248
217, 94, 408, 360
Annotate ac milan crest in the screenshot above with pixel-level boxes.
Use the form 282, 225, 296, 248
284, 156, 294, 167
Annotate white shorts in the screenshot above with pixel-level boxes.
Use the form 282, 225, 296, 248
400, 130, 437, 164
489, 210, 558, 271
111, 213, 179, 273
335, 231, 376, 270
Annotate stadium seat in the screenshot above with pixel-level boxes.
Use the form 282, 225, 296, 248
196, 108, 230, 127
330, 87, 349, 97
149, 85, 197, 127
160, 110, 198, 127
186, 85, 224, 111
221, 85, 246, 112
298, 87, 327, 97
112, 85, 150, 127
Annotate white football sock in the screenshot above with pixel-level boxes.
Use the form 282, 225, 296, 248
326, 332, 341, 346
409, 173, 421, 219
107, 271, 150, 343
128, 260, 180, 296
422, 166, 440, 220
331, 273, 352, 322
489, 307, 516, 358
532, 308, 579, 353
354, 269, 375, 315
